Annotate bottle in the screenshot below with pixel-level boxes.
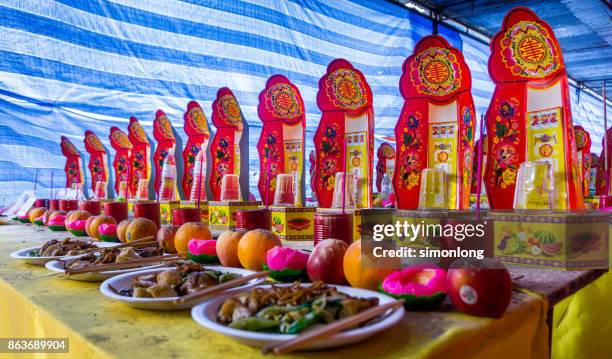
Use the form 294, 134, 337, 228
159, 147, 177, 201
381, 173, 391, 201
190, 144, 207, 201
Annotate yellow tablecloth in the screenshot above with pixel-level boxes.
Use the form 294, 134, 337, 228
0, 225, 549, 359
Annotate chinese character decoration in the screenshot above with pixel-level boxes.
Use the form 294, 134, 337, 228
108, 126, 133, 197
60, 136, 84, 189
313, 59, 374, 208
127, 116, 151, 199
393, 35, 475, 209
153, 109, 177, 197
182, 101, 211, 200
83, 130, 109, 195
485, 7, 583, 209
209, 87, 248, 201
257, 75, 306, 206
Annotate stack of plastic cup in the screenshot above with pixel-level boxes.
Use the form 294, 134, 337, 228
331, 172, 355, 209
136, 179, 149, 200
418, 168, 448, 209
273, 174, 295, 206
513, 161, 554, 210
220, 174, 241, 201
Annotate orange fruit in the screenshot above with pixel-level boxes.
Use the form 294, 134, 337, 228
174, 222, 212, 254
126, 217, 158, 243
116, 219, 132, 243
87, 215, 117, 240
216, 229, 247, 267
343, 240, 397, 290
237, 229, 282, 271
28, 207, 47, 223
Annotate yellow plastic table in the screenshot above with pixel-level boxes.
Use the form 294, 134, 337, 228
0, 224, 552, 358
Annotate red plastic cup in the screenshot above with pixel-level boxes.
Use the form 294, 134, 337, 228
59, 199, 78, 212
236, 209, 271, 231
104, 201, 128, 223
49, 199, 59, 211
134, 202, 161, 228
314, 212, 353, 246
172, 208, 201, 226
34, 199, 49, 208
79, 200, 100, 215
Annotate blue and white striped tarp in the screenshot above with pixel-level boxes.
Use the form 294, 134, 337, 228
0, 0, 609, 205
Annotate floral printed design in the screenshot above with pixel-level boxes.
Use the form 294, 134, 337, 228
396, 113, 424, 190
490, 98, 520, 189
213, 136, 232, 188
318, 124, 341, 191
188, 107, 210, 136
266, 83, 302, 119
219, 95, 243, 129
460, 107, 475, 193
262, 131, 282, 195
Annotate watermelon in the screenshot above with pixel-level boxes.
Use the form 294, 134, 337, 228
380, 264, 447, 310
187, 239, 218, 264
265, 246, 309, 282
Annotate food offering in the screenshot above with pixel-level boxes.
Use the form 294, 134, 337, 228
61, 246, 162, 271
28, 207, 46, 225
187, 239, 218, 264
257, 75, 306, 206
237, 229, 282, 271
313, 59, 374, 209
376, 143, 395, 193
98, 223, 119, 242
209, 88, 249, 201
380, 264, 447, 310
47, 211, 67, 231
127, 116, 152, 200
484, 7, 583, 209
60, 136, 84, 190
307, 239, 348, 284
109, 126, 133, 198
9, 237, 105, 266
83, 130, 110, 195
264, 246, 309, 282
182, 101, 212, 201
492, 211, 608, 269
393, 35, 476, 210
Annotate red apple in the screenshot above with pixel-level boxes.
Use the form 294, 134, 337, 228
157, 225, 179, 254
447, 259, 512, 318
307, 239, 348, 284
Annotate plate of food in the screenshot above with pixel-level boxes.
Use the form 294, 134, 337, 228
46, 246, 166, 282
9, 238, 117, 266
190, 281, 405, 350
100, 260, 264, 310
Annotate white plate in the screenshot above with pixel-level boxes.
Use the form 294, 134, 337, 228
190, 284, 405, 350
100, 266, 264, 310
45, 256, 168, 282
9, 241, 118, 266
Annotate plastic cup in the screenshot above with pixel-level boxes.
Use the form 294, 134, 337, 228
134, 202, 160, 228
104, 201, 128, 223
513, 161, 553, 210
313, 212, 353, 246
331, 172, 355, 209
273, 174, 295, 206
418, 168, 448, 209
172, 208, 201, 226
236, 209, 271, 231
220, 174, 241, 201
136, 179, 149, 200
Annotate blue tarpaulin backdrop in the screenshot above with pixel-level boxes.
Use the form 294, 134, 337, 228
0, 0, 610, 204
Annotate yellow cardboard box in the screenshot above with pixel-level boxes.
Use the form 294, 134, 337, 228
491, 211, 608, 270
159, 200, 180, 225
207, 201, 261, 231
270, 207, 315, 242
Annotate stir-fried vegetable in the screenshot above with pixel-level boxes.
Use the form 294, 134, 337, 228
217, 281, 379, 334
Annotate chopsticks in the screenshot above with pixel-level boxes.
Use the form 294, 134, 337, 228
83, 235, 157, 253
174, 271, 270, 304
261, 299, 405, 355
65, 254, 185, 275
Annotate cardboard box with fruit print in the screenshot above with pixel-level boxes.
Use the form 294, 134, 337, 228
270, 207, 315, 241
179, 201, 209, 224
159, 200, 180, 225
207, 201, 261, 231
492, 211, 608, 270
